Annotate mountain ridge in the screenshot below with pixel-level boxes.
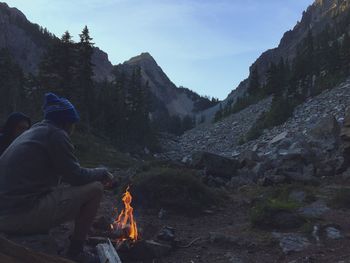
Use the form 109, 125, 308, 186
0, 2, 215, 118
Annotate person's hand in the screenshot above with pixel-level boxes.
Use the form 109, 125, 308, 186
102, 171, 115, 188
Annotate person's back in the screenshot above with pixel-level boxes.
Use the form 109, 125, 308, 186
0, 120, 63, 215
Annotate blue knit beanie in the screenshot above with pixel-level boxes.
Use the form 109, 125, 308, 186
43, 93, 80, 124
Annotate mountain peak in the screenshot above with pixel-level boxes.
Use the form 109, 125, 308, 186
126, 52, 157, 65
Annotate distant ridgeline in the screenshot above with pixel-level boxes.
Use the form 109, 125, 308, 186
215, 0, 350, 142
0, 3, 219, 151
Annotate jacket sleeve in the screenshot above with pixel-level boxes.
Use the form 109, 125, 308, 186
48, 129, 107, 186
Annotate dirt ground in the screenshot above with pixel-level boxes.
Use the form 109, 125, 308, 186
96, 181, 350, 263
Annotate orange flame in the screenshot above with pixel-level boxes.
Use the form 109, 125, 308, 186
111, 186, 138, 242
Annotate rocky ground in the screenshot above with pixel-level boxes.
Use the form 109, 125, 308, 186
161, 78, 350, 161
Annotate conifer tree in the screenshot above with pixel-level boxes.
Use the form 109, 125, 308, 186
0, 49, 25, 115
59, 31, 76, 98
247, 65, 260, 96
76, 26, 95, 131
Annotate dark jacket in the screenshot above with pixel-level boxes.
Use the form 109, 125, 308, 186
0, 120, 106, 215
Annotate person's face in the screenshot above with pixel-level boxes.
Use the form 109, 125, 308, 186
13, 120, 30, 138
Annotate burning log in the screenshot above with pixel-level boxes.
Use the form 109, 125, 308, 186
96, 239, 122, 263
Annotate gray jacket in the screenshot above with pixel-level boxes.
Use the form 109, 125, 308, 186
0, 120, 106, 215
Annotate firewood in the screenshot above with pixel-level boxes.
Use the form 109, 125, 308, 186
0, 236, 74, 263
87, 236, 109, 246
96, 239, 122, 263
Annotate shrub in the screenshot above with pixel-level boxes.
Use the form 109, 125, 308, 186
72, 132, 137, 169
250, 198, 300, 228
126, 167, 224, 215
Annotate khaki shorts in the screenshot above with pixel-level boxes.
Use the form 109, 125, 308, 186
0, 182, 103, 235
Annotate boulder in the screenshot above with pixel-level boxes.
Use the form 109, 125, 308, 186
269, 132, 289, 145
297, 200, 330, 219
309, 115, 340, 141
272, 233, 311, 254
283, 171, 319, 185
238, 150, 260, 168
191, 151, 240, 179
324, 226, 344, 240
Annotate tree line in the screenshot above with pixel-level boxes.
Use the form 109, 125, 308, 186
0, 27, 157, 151
0, 24, 219, 150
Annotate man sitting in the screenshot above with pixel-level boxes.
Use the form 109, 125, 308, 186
0, 93, 111, 263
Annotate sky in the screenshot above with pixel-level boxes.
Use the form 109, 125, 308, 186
6, 0, 314, 100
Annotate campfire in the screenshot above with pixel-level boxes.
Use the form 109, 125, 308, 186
110, 186, 139, 244
95, 187, 172, 262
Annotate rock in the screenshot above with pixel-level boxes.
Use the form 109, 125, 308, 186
228, 175, 254, 188
251, 162, 267, 178
309, 115, 340, 141
157, 227, 175, 242
315, 160, 336, 177
238, 149, 259, 168
324, 226, 344, 240
269, 132, 289, 145
303, 164, 315, 178
118, 240, 171, 260
272, 232, 311, 254
191, 151, 240, 179
284, 171, 318, 185
298, 200, 330, 219
278, 147, 311, 163
224, 252, 244, 263
158, 208, 167, 219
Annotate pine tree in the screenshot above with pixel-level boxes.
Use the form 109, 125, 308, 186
247, 65, 260, 96
38, 39, 63, 94
59, 31, 76, 98
340, 33, 350, 73
75, 26, 95, 131
265, 62, 279, 95
0, 49, 25, 115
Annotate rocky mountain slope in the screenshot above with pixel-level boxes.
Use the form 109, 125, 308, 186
163, 78, 350, 160
117, 52, 198, 116
201, 0, 350, 123
0, 2, 114, 81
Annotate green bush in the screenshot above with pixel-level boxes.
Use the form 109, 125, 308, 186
250, 198, 300, 226
126, 167, 224, 214
72, 132, 137, 169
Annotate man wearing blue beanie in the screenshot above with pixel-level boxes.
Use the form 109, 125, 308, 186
0, 93, 112, 263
